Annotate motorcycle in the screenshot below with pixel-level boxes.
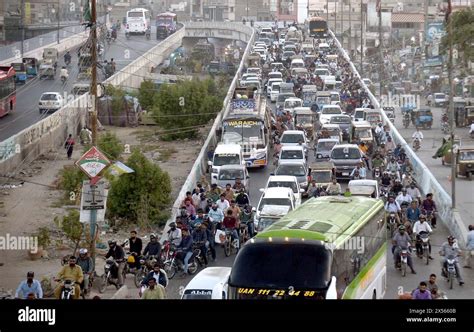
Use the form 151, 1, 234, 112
373, 167, 381, 180
98, 258, 125, 293
441, 121, 449, 134
412, 138, 421, 152
194, 242, 212, 267
162, 247, 199, 279
442, 255, 458, 290
416, 231, 431, 265
387, 212, 398, 237
145, 28, 151, 40
58, 279, 76, 300
125, 31, 130, 40
396, 246, 411, 277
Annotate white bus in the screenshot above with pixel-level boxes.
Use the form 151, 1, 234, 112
125, 8, 151, 34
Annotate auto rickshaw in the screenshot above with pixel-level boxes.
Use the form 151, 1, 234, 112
466, 106, 474, 125
293, 107, 315, 140
453, 97, 467, 127
441, 135, 461, 166
318, 123, 342, 143
413, 108, 433, 129
42, 48, 58, 68
307, 162, 335, 189
455, 146, 474, 180
11, 62, 27, 84
23, 57, 39, 77
383, 107, 395, 123
71, 83, 90, 96
365, 110, 383, 129
78, 53, 93, 73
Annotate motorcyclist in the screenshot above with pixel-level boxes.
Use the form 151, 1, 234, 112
192, 223, 209, 266
232, 178, 246, 192
167, 222, 182, 247
392, 225, 416, 274
439, 236, 464, 285
406, 200, 421, 225
413, 215, 433, 259
223, 209, 239, 250
407, 183, 422, 204
64, 51, 71, 65
385, 195, 401, 225
76, 248, 93, 294
235, 189, 250, 207
208, 202, 224, 225
140, 263, 168, 297
412, 127, 424, 146
421, 193, 438, 228
386, 157, 400, 180
371, 154, 385, 174
240, 204, 255, 237
380, 171, 391, 187
128, 230, 143, 269
396, 188, 412, 207
111, 27, 117, 41
391, 179, 403, 196
143, 233, 162, 259
105, 240, 126, 287
326, 178, 341, 195
54, 256, 83, 299
175, 228, 194, 276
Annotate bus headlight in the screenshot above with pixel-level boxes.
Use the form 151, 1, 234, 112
317, 154, 322, 159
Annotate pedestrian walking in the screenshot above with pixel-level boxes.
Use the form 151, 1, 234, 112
65, 134, 75, 160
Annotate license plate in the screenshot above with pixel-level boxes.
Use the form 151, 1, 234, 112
342, 172, 349, 176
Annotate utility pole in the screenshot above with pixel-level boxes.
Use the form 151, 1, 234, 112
424, 0, 429, 55
90, 0, 98, 265
326, 0, 329, 21
447, 0, 456, 209
378, 0, 382, 97
360, 0, 363, 76
57, 0, 60, 44
20, 0, 25, 59
334, 0, 337, 35
349, 0, 352, 51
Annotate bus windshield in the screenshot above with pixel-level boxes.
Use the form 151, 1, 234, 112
222, 120, 264, 144
354, 129, 372, 139
229, 242, 331, 299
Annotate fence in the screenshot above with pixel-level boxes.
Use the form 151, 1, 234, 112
329, 30, 467, 248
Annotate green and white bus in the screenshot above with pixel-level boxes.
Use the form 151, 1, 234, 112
228, 196, 386, 299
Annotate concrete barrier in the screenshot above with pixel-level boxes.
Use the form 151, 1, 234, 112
161, 23, 255, 241
329, 30, 467, 246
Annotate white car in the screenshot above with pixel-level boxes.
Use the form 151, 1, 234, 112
181, 267, 231, 299
278, 145, 307, 166
319, 105, 343, 124
267, 71, 283, 81
279, 130, 309, 150
38, 92, 64, 113
247, 67, 262, 78
254, 187, 296, 224
270, 82, 282, 102
266, 78, 283, 97
261, 175, 305, 207
433, 93, 447, 107
362, 78, 372, 86
283, 97, 303, 114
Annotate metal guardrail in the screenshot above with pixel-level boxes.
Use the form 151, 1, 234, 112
329, 30, 467, 248
160, 22, 255, 241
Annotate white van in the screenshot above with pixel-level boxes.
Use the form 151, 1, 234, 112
208, 144, 244, 184
290, 58, 305, 70
181, 267, 231, 299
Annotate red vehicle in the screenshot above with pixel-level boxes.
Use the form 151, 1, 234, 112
0, 66, 16, 118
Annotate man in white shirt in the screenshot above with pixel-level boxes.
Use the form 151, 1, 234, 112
413, 215, 433, 259
412, 127, 424, 141
216, 194, 230, 212
385, 196, 401, 225
406, 183, 421, 203
396, 188, 412, 207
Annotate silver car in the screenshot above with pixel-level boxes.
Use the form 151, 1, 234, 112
274, 161, 309, 190
213, 164, 249, 190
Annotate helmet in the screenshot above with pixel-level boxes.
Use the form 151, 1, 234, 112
108, 240, 116, 246
79, 248, 88, 255
398, 225, 406, 231
127, 255, 135, 264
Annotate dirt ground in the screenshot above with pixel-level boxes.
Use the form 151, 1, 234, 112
0, 123, 208, 294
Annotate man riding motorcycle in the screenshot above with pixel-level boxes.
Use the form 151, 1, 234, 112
175, 228, 194, 276
167, 222, 182, 247
392, 225, 416, 274
413, 215, 433, 259
105, 240, 126, 287
439, 236, 464, 285
192, 223, 209, 266
143, 233, 162, 258
60, 66, 68, 82
64, 51, 71, 65
76, 248, 93, 294
139, 263, 168, 297
54, 256, 83, 299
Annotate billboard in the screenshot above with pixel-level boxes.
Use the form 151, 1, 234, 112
426, 22, 445, 43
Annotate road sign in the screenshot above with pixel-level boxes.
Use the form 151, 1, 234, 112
81, 180, 106, 210
76, 146, 111, 179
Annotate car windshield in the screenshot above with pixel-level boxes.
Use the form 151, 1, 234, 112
257, 218, 278, 231
311, 171, 332, 183
213, 154, 240, 166
322, 107, 341, 114
460, 151, 474, 161
296, 115, 312, 124
285, 100, 302, 108
366, 115, 381, 122
435, 93, 445, 99
317, 141, 337, 151
268, 181, 298, 193
317, 97, 331, 105
276, 164, 306, 177
330, 116, 350, 124
315, 69, 328, 76
218, 169, 244, 180
354, 129, 372, 139
269, 73, 282, 79
40, 93, 59, 101
330, 94, 340, 102
331, 147, 361, 159
281, 134, 304, 143
278, 94, 295, 102
281, 150, 304, 160
259, 198, 292, 211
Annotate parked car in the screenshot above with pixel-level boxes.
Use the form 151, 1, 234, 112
38, 92, 64, 113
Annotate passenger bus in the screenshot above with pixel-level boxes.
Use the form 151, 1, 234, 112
221, 88, 271, 168
308, 16, 328, 38
228, 196, 387, 299
156, 12, 177, 39
0, 66, 16, 118
125, 8, 151, 34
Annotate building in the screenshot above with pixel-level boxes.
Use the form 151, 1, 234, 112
202, 0, 235, 21
235, 0, 274, 22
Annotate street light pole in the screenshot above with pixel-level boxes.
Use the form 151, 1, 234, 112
360, 0, 363, 76
447, 0, 456, 209
20, 0, 25, 59
57, 0, 60, 44
326, 0, 329, 21
341, 0, 344, 45
378, 1, 382, 97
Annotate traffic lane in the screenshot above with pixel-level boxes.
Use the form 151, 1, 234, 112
0, 30, 158, 142
395, 104, 474, 226
385, 221, 474, 299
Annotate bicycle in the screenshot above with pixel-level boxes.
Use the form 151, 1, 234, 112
223, 229, 239, 257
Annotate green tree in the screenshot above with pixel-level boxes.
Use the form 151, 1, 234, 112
54, 210, 83, 252
83, 132, 123, 161
441, 7, 474, 70
58, 167, 86, 202
151, 79, 223, 140
107, 150, 171, 225
138, 79, 158, 111
105, 85, 126, 115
